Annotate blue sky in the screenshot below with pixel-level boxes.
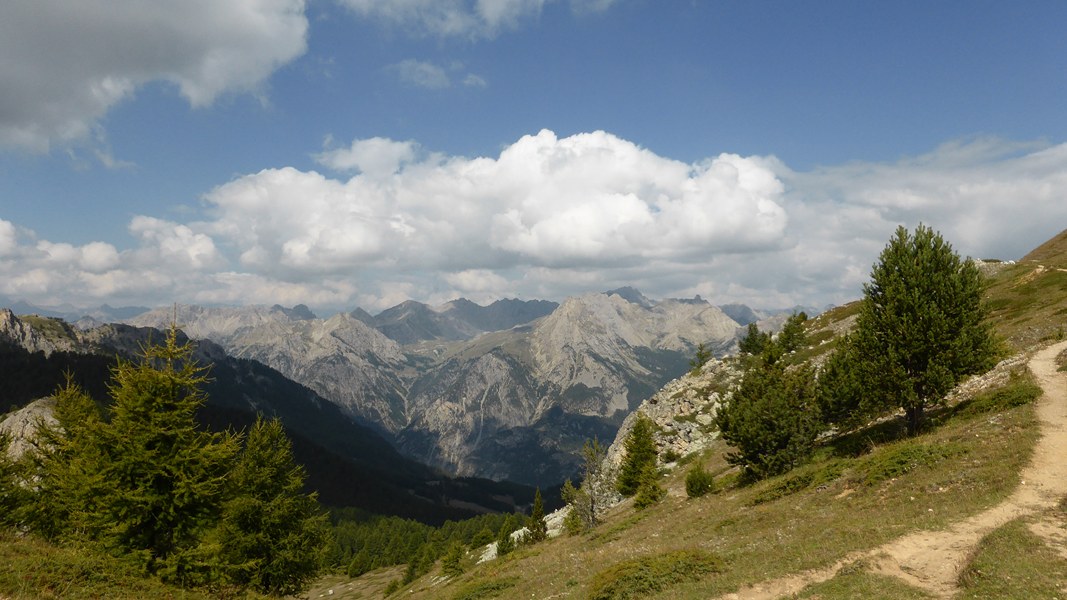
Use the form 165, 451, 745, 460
2, 0, 1067, 314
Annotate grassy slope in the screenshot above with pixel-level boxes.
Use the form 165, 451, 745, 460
983, 226, 1067, 349
351, 229, 1067, 600
362, 374, 1039, 600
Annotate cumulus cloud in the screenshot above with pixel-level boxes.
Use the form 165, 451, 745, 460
0, 0, 308, 152
4, 132, 1067, 313
340, 0, 617, 38
202, 129, 791, 282
0, 220, 17, 257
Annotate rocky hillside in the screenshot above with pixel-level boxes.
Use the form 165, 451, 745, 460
129, 291, 749, 486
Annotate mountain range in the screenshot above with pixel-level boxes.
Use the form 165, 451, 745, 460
126, 288, 771, 486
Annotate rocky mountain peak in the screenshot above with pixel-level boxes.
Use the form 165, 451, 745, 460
270, 303, 316, 320
604, 286, 654, 308
0, 309, 80, 356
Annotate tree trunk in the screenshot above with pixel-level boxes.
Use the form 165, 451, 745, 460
905, 404, 924, 436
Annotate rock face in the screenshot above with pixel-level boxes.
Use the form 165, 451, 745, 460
0, 309, 82, 356
126, 291, 748, 486
0, 397, 58, 459
603, 356, 745, 472
396, 292, 741, 485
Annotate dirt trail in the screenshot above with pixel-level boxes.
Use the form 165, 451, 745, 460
721, 340, 1067, 600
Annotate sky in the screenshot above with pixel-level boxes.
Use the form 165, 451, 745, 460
2, 0, 1067, 315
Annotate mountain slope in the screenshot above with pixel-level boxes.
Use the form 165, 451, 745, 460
0, 310, 533, 523
129, 305, 411, 432
397, 292, 740, 485
358, 297, 558, 344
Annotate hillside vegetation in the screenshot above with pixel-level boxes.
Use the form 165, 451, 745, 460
332, 227, 1067, 600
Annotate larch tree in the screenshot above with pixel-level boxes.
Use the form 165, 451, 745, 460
616, 414, 657, 497
562, 437, 608, 534
24, 378, 111, 540
215, 416, 330, 595
525, 487, 547, 543
96, 328, 240, 580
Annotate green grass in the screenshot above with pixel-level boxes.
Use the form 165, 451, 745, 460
950, 371, 1043, 418
17, 315, 76, 342
958, 518, 1067, 599
851, 442, 967, 487
586, 550, 722, 600
0, 531, 235, 599
451, 577, 519, 600
984, 262, 1067, 349
795, 565, 933, 599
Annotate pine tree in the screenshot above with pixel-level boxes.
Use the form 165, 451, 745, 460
441, 542, 465, 577
689, 343, 713, 375
616, 415, 657, 497
215, 417, 330, 595
633, 462, 665, 509
471, 526, 495, 548
715, 361, 821, 480
684, 463, 715, 498
495, 516, 515, 556
526, 488, 547, 543
777, 312, 808, 354
738, 323, 770, 356
850, 225, 998, 434
816, 335, 869, 429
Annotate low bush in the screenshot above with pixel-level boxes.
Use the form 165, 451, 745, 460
587, 549, 722, 600
685, 464, 715, 498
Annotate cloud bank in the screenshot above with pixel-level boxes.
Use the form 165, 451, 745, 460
2, 131, 1066, 313
0, 0, 308, 152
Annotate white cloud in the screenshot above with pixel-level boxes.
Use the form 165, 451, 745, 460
462, 73, 489, 88
340, 0, 617, 38
0, 220, 17, 257
315, 137, 419, 175
129, 216, 224, 271
389, 59, 452, 89
203, 129, 791, 283
3, 132, 1067, 314
0, 0, 308, 153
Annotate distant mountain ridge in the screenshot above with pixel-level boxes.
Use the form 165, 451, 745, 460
128, 291, 750, 486
355, 297, 558, 345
